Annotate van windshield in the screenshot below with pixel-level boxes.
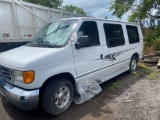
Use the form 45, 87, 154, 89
28, 19, 78, 48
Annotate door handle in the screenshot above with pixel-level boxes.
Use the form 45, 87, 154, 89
100, 54, 103, 59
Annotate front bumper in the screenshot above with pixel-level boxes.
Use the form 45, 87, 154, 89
0, 76, 39, 110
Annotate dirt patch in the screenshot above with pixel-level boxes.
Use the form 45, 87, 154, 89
0, 63, 160, 120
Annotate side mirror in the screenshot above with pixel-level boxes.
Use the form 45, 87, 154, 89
75, 35, 89, 49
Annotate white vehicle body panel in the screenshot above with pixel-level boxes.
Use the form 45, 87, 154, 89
0, 45, 77, 89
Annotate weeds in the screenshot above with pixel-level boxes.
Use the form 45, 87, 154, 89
144, 27, 160, 44
109, 80, 123, 91
137, 63, 158, 80
137, 63, 152, 74
152, 37, 160, 50
146, 71, 160, 80
147, 72, 156, 80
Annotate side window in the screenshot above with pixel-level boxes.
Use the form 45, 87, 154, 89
126, 25, 140, 44
78, 21, 100, 47
103, 23, 125, 48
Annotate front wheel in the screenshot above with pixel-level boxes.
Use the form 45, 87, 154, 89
42, 78, 74, 115
129, 56, 138, 72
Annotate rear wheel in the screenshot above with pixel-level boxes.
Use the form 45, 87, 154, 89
129, 55, 138, 72
42, 78, 74, 115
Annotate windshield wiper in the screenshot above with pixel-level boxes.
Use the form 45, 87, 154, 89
26, 42, 61, 48
46, 25, 70, 36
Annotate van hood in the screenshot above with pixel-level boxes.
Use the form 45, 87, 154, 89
0, 46, 72, 70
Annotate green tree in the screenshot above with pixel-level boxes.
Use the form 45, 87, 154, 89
109, 0, 160, 28
23, 0, 63, 9
62, 5, 86, 15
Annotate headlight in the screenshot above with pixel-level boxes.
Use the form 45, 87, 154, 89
13, 70, 35, 84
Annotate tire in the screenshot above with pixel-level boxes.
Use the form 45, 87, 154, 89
129, 55, 138, 72
42, 78, 74, 115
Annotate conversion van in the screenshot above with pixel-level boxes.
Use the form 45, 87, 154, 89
0, 17, 143, 115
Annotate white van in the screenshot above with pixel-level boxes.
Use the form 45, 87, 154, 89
0, 17, 143, 115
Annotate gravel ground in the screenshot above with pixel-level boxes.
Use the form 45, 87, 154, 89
0, 64, 160, 120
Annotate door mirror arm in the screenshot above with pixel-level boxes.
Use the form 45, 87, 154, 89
75, 35, 89, 49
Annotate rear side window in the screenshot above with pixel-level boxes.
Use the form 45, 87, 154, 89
126, 25, 140, 44
78, 21, 100, 47
103, 23, 125, 48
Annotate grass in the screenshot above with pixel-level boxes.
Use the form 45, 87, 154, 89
129, 63, 152, 78
147, 73, 156, 80
137, 63, 152, 74
146, 71, 160, 80
138, 63, 160, 80
109, 80, 123, 91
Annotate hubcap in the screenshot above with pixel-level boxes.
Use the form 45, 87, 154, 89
55, 86, 71, 109
131, 59, 137, 70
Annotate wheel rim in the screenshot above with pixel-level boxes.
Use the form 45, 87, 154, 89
131, 59, 137, 70
54, 86, 71, 109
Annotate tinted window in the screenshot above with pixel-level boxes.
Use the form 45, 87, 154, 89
126, 25, 139, 44
78, 21, 100, 47
103, 24, 125, 48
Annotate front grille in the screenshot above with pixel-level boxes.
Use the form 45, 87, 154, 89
0, 66, 12, 81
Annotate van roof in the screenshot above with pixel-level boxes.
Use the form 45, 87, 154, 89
59, 17, 139, 25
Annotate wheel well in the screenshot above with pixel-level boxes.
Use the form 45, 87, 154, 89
39, 73, 77, 102
132, 53, 139, 61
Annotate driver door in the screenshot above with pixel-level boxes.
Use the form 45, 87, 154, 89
72, 21, 104, 82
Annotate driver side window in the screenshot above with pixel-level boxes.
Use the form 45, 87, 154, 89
78, 21, 100, 47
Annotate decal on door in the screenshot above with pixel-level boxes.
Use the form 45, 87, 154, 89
103, 48, 136, 61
